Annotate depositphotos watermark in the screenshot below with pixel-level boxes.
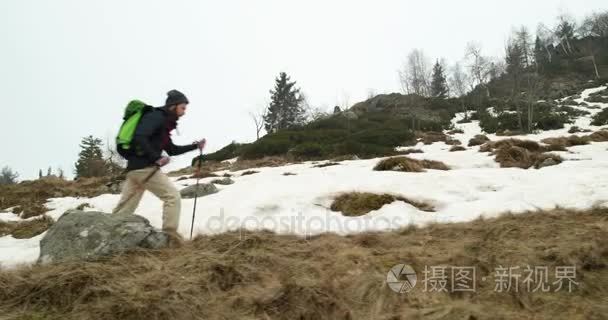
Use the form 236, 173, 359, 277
204, 208, 414, 236
386, 264, 580, 293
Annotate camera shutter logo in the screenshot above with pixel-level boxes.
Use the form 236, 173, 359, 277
387, 264, 417, 293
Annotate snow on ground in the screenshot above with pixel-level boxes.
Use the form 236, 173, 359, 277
0, 234, 45, 268
2, 85, 608, 268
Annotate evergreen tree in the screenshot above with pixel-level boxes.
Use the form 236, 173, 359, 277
515, 26, 532, 67
506, 41, 525, 79
430, 60, 449, 98
264, 72, 305, 133
0, 166, 19, 185
74, 135, 107, 179
38, 169, 43, 179
46, 166, 52, 177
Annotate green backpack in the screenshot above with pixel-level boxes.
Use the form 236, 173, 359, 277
116, 100, 153, 157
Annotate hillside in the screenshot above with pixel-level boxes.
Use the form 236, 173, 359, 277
1, 208, 607, 319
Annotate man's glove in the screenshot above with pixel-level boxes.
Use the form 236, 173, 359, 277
196, 138, 207, 150
155, 156, 170, 167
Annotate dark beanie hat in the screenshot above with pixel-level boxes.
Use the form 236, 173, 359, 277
165, 89, 189, 106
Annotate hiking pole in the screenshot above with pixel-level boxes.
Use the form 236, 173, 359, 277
114, 165, 160, 213
190, 149, 204, 240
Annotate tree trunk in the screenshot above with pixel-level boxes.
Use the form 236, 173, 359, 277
544, 45, 552, 63
592, 55, 600, 79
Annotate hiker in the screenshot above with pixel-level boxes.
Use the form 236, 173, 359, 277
113, 89, 205, 236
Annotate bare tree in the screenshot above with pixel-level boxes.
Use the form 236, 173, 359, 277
556, 14, 576, 55
367, 88, 376, 99
465, 42, 492, 97
579, 11, 608, 37
337, 91, 350, 109
576, 12, 605, 78
536, 23, 556, 63
524, 74, 544, 133
105, 135, 126, 176
449, 62, 472, 118
249, 105, 268, 140
489, 58, 506, 81
399, 49, 431, 96
578, 38, 601, 79
306, 106, 330, 122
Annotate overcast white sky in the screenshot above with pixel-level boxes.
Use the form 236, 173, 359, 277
1, 0, 606, 180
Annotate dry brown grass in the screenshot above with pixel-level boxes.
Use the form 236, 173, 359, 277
541, 135, 589, 148
1, 207, 606, 319
418, 131, 461, 146
568, 126, 591, 134
585, 129, 608, 142
171, 157, 293, 178
447, 128, 464, 134
313, 162, 340, 168
374, 157, 450, 172
168, 160, 231, 177
190, 171, 220, 179
0, 215, 54, 239
373, 157, 421, 172
494, 146, 563, 169
480, 139, 566, 169
479, 139, 543, 153
449, 145, 467, 152
396, 148, 424, 155
230, 156, 292, 172
330, 155, 360, 162
419, 159, 450, 170
330, 192, 434, 216
468, 134, 490, 147
75, 203, 92, 211
445, 138, 462, 146
418, 131, 447, 145
0, 177, 117, 219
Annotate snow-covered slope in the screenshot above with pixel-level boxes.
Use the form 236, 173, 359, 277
2, 85, 607, 268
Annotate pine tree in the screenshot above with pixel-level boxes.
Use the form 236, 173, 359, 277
430, 60, 449, 98
0, 166, 19, 185
75, 135, 107, 179
506, 41, 524, 78
515, 26, 532, 67
264, 72, 305, 133
46, 166, 52, 177
38, 169, 43, 179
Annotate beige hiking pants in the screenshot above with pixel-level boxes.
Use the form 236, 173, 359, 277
112, 166, 181, 232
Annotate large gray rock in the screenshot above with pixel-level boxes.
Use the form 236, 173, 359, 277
180, 183, 219, 199
38, 210, 168, 264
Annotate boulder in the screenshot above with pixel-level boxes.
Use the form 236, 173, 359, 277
38, 210, 168, 263
180, 183, 219, 199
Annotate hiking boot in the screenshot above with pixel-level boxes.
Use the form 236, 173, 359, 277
164, 230, 184, 248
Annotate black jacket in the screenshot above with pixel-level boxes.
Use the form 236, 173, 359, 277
125, 106, 197, 171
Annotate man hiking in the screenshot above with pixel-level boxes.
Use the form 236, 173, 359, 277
113, 89, 205, 240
